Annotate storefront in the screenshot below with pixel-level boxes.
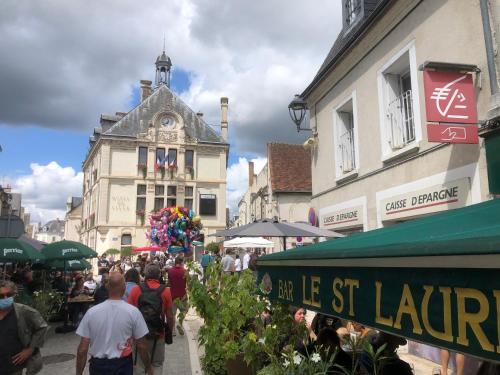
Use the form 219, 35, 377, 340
258, 198, 500, 363
319, 197, 367, 235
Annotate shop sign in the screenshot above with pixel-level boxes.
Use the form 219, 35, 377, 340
423, 70, 477, 124
380, 178, 469, 221
427, 124, 479, 144
320, 206, 363, 229
258, 265, 500, 362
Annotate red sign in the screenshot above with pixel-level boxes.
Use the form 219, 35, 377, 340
427, 124, 478, 144
423, 70, 477, 124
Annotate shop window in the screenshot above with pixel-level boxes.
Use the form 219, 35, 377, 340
154, 197, 164, 211
168, 149, 177, 167
377, 42, 421, 159
155, 184, 165, 196
334, 93, 358, 178
185, 150, 194, 168
138, 146, 148, 166
137, 184, 146, 195
199, 194, 216, 216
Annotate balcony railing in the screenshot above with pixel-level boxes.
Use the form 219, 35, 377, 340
387, 90, 415, 149
339, 128, 356, 173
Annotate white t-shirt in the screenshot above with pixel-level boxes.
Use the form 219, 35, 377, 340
83, 280, 96, 292
243, 253, 250, 270
76, 299, 149, 359
234, 258, 242, 272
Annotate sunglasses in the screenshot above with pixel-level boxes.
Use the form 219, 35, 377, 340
0, 292, 14, 299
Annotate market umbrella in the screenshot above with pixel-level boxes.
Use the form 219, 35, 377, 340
41, 240, 97, 260
223, 237, 275, 249
45, 258, 92, 271
211, 219, 344, 250
0, 237, 45, 263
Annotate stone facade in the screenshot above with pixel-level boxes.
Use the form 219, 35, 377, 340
80, 58, 229, 255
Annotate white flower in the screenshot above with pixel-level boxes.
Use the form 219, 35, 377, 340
283, 360, 290, 367
293, 354, 302, 365
258, 338, 266, 345
311, 353, 321, 363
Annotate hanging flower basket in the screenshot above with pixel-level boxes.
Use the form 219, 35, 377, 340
160, 166, 166, 179
136, 209, 145, 225
137, 163, 147, 178
186, 166, 195, 179
168, 164, 178, 178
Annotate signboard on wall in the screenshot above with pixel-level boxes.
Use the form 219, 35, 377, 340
320, 206, 364, 230
380, 178, 470, 221
423, 70, 477, 124
427, 124, 479, 144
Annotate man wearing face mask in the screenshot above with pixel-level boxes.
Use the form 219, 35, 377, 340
0, 280, 48, 375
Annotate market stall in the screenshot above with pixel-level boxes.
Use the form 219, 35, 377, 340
257, 198, 500, 363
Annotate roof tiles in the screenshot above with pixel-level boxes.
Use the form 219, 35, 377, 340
268, 143, 311, 193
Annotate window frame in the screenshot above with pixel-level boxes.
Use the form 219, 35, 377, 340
184, 198, 193, 211
168, 148, 177, 167
136, 196, 146, 212
377, 40, 422, 162
155, 184, 165, 196
138, 146, 148, 166
155, 148, 166, 165
333, 91, 360, 181
185, 186, 194, 197
199, 193, 217, 216
121, 234, 132, 246
185, 150, 194, 169
137, 184, 147, 196
154, 197, 164, 211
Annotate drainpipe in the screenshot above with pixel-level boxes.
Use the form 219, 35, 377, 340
480, 0, 499, 96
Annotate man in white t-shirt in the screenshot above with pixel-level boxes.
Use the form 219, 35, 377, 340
76, 272, 154, 375
242, 250, 251, 270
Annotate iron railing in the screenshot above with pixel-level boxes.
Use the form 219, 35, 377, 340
339, 128, 356, 173
387, 90, 415, 149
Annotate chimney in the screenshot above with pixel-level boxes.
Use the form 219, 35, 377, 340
115, 112, 127, 118
248, 161, 254, 187
220, 97, 228, 142
140, 80, 153, 102
196, 112, 204, 118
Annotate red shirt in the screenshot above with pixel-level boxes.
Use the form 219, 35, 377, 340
167, 265, 187, 300
127, 279, 173, 315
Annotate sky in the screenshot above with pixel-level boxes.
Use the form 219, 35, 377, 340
0, 0, 342, 223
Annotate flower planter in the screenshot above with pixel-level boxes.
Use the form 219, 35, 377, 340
226, 354, 254, 375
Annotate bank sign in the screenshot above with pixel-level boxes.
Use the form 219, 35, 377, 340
380, 178, 469, 221
321, 206, 364, 229
258, 265, 500, 362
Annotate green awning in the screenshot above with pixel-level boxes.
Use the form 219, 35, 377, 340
259, 198, 500, 262
257, 199, 500, 363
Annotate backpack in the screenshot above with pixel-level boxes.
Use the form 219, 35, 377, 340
248, 253, 258, 271
138, 283, 165, 337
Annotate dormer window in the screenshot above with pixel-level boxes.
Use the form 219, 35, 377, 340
343, 0, 363, 29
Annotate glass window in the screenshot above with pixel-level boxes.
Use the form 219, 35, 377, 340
136, 197, 146, 211
156, 148, 166, 165
121, 234, 132, 246
168, 149, 177, 166
137, 184, 146, 195
185, 150, 194, 168
154, 197, 164, 211
185, 186, 193, 197
155, 185, 164, 196
199, 194, 216, 216
167, 185, 177, 196
138, 147, 148, 165
184, 198, 193, 211
167, 198, 177, 207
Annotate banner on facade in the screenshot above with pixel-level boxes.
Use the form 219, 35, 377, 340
258, 265, 500, 362
320, 205, 364, 229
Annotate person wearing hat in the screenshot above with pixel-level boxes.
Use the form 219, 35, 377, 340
361, 331, 412, 375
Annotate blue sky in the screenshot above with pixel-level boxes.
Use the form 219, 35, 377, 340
0, 67, 243, 181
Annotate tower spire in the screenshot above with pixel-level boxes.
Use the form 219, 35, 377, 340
155, 40, 172, 88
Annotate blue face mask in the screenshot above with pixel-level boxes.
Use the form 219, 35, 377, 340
0, 297, 14, 310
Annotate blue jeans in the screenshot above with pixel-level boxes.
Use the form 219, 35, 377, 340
89, 356, 133, 375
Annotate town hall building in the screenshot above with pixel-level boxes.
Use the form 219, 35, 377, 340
80, 50, 229, 254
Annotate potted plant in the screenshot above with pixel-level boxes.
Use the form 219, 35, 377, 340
137, 163, 147, 178
187, 263, 266, 374
168, 163, 177, 179
160, 165, 166, 179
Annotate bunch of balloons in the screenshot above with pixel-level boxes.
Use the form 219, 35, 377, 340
146, 206, 203, 253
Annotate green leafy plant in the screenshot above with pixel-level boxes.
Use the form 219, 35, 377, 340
120, 246, 133, 257
104, 248, 121, 256
17, 287, 65, 322
187, 262, 266, 374
205, 242, 220, 254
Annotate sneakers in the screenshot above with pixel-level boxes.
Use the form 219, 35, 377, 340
177, 324, 185, 336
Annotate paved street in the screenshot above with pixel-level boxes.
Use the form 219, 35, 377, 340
38, 312, 202, 375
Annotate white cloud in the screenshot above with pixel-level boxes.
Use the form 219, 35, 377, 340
0, 0, 342, 156
11, 162, 83, 224
227, 157, 267, 216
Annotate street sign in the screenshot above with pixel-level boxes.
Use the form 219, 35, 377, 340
427, 124, 478, 144
423, 70, 477, 124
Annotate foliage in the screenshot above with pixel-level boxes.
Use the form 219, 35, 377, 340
120, 246, 133, 257
205, 242, 220, 254
16, 287, 64, 322
257, 350, 336, 375
104, 248, 121, 255
187, 262, 266, 374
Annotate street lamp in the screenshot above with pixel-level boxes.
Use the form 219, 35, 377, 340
288, 95, 310, 132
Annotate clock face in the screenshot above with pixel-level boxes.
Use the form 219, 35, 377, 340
161, 116, 174, 128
